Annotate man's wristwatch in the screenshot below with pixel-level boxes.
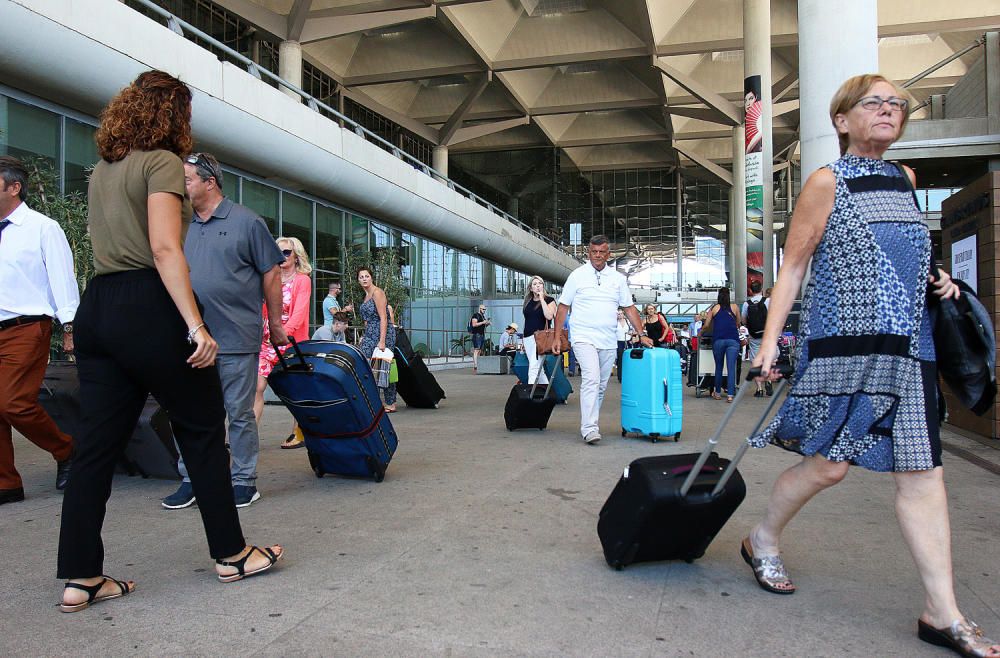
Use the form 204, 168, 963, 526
62, 323, 73, 334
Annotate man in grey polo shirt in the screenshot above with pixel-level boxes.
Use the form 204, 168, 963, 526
161, 152, 287, 510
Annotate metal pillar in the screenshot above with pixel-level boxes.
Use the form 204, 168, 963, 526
676, 168, 683, 289
279, 40, 303, 102
798, 1, 878, 179
730, 126, 747, 302
743, 0, 774, 291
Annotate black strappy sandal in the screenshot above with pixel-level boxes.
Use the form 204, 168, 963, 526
216, 545, 283, 583
59, 576, 134, 613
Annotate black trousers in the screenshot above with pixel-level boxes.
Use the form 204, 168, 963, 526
58, 269, 245, 578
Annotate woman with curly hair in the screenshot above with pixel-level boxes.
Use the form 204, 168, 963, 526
56, 71, 283, 613
254, 236, 312, 448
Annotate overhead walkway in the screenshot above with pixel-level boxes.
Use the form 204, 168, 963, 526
3, 369, 1000, 654
0, 0, 578, 283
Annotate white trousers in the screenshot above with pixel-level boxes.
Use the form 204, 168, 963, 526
573, 341, 616, 438
523, 334, 549, 385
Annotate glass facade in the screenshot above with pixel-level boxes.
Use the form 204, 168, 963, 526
0, 85, 547, 361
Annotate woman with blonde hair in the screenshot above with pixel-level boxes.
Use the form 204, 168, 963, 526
744, 74, 997, 657
57, 71, 283, 613
255, 236, 312, 449
521, 275, 556, 384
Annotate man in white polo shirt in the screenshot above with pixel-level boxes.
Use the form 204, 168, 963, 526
552, 235, 650, 444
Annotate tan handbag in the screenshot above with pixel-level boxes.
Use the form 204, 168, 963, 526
533, 327, 570, 354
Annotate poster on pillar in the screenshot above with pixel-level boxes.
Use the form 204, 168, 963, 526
744, 75, 765, 290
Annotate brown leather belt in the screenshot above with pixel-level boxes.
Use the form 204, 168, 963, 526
0, 315, 50, 331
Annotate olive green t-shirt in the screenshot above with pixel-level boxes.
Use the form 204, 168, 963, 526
88, 149, 192, 274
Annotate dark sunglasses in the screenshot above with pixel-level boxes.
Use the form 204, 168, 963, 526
185, 153, 222, 183
281, 249, 294, 257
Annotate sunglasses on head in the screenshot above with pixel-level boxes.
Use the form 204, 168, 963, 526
185, 153, 221, 183
281, 249, 294, 257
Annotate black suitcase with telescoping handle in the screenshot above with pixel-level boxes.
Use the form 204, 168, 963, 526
598, 366, 791, 570
392, 328, 446, 409
504, 357, 561, 431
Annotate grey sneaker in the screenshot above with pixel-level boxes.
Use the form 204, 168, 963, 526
162, 481, 196, 509
233, 485, 261, 508
583, 431, 602, 444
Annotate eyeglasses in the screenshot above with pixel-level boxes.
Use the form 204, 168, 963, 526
185, 153, 222, 183
855, 95, 908, 112
281, 249, 294, 257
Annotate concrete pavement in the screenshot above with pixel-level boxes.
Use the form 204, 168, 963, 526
1, 369, 998, 656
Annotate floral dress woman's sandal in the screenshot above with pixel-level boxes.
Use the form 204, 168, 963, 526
740, 537, 796, 595
918, 619, 1000, 657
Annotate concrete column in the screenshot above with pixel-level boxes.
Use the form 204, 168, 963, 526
986, 32, 1000, 135
676, 168, 683, 289
744, 0, 773, 290
730, 126, 747, 302
798, 1, 878, 179
433, 145, 449, 178
279, 40, 303, 102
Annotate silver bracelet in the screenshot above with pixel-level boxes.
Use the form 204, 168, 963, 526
187, 323, 205, 344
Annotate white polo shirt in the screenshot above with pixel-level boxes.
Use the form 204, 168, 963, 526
0, 202, 79, 323
558, 263, 633, 349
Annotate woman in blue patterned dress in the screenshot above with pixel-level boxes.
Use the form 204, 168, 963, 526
742, 75, 997, 658
357, 266, 397, 412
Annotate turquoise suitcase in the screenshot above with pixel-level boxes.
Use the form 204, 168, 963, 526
620, 347, 683, 442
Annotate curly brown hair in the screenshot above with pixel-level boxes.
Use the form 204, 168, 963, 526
95, 70, 193, 162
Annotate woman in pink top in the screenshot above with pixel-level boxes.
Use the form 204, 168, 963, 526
254, 236, 312, 448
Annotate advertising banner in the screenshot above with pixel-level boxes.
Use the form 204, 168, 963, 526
951, 234, 978, 292
744, 74, 764, 289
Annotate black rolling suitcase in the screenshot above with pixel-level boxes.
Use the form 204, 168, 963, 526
598, 367, 790, 569
393, 329, 445, 408
504, 357, 560, 431
38, 362, 84, 439
120, 397, 179, 480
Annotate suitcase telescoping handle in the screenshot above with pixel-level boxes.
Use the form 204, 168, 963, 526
679, 363, 793, 498
272, 336, 313, 372
527, 353, 562, 400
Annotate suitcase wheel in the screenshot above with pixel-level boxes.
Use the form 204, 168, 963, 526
621, 429, 626, 437
651, 437, 658, 444
366, 456, 386, 483
674, 432, 681, 442
314, 468, 324, 479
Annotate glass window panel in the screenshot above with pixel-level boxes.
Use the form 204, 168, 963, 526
241, 179, 278, 234
349, 214, 369, 249
0, 97, 60, 184
281, 192, 312, 256
64, 118, 98, 197
315, 204, 343, 274
443, 246, 457, 294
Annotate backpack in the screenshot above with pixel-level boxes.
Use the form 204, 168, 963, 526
745, 299, 767, 338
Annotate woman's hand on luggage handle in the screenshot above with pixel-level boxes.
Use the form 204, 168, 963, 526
268, 320, 289, 346
751, 342, 781, 382
187, 326, 218, 368
929, 267, 960, 300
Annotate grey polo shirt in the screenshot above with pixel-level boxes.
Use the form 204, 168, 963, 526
184, 197, 285, 354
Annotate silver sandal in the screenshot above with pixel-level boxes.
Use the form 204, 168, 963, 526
918, 618, 1000, 658
740, 537, 796, 595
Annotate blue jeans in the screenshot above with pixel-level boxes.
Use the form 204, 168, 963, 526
178, 353, 259, 486
712, 338, 740, 397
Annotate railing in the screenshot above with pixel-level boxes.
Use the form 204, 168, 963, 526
127, 0, 565, 253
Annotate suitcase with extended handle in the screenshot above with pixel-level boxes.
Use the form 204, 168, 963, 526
598, 365, 792, 569
503, 357, 561, 431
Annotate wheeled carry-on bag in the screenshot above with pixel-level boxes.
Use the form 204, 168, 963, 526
598, 366, 790, 569
393, 329, 445, 408
511, 353, 573, 403
504, 357, 561, 431
620, 347, 683, 442
268, 338, 398, 482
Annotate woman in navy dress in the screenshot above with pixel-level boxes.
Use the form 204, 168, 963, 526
743, 74, 997, 657
357, 267, 397, 412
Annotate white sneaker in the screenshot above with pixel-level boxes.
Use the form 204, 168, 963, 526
583, 431, 602, 444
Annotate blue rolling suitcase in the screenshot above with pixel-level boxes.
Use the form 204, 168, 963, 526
620, 347, 683, 442
511, 353, 572, 403
268, 338, 398, 482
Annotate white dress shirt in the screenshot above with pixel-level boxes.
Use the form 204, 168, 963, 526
558, 263, 633, 350
0, 201, 79, 323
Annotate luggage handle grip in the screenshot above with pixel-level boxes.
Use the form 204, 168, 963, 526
273, 336, 312, 372
662, 378, 672, 416
745, 363, 794, 381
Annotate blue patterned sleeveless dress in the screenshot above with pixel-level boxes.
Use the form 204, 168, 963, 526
748, 154, 941, 472
359, 297, 397, 405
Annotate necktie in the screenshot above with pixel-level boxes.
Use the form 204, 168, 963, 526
0, 219, 10, 243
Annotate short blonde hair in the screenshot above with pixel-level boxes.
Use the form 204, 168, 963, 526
829, 74, 911, 155
278, 236, 312, 275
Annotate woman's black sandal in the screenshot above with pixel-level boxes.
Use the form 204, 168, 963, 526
918, 619, 1000, 657
216, 545, 283, 583
59, 577, 134, 613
